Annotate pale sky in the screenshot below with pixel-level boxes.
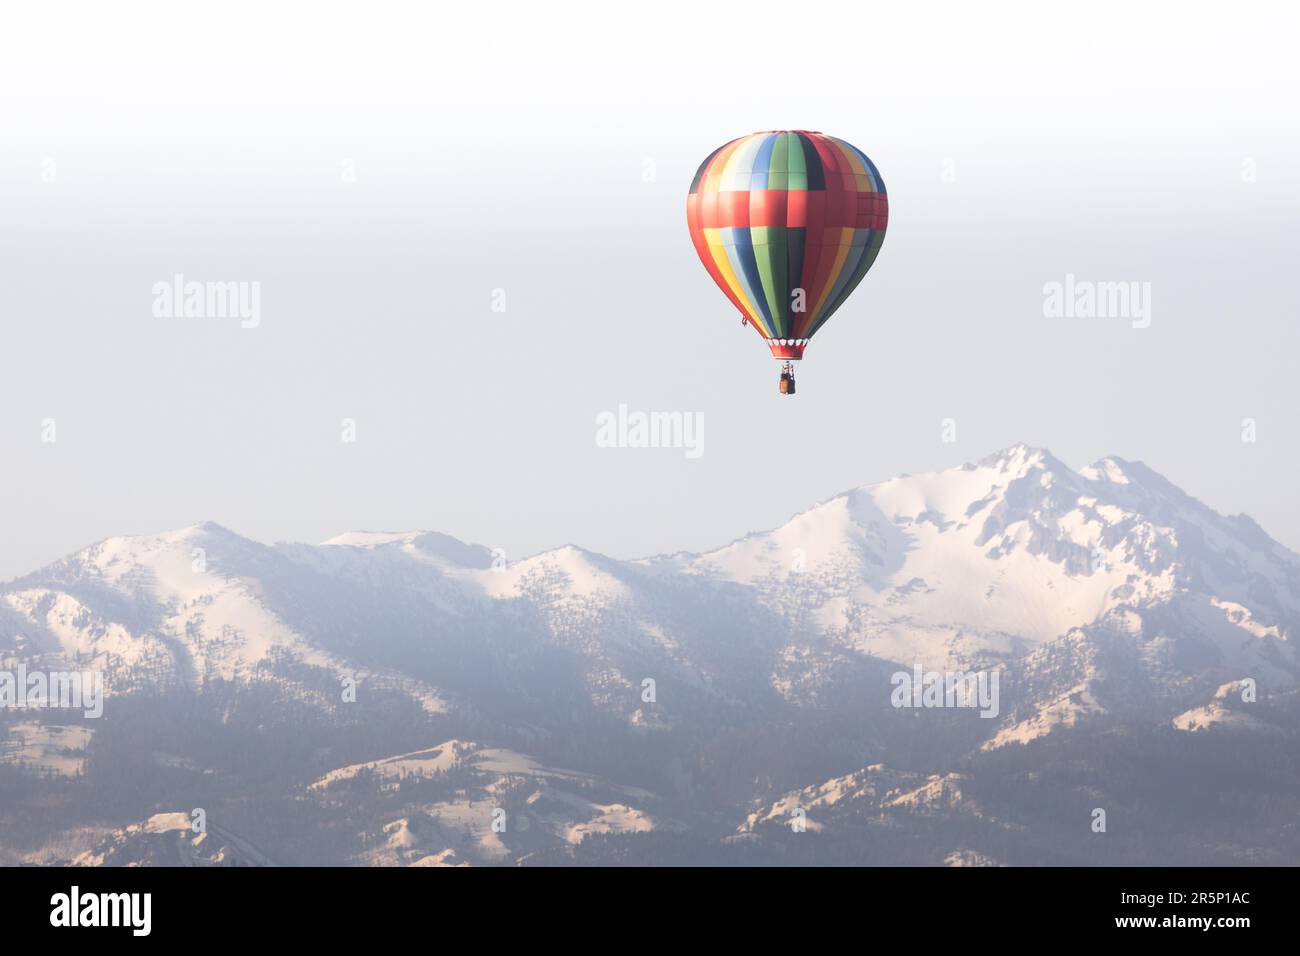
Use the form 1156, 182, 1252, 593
2, 0, 1298, 579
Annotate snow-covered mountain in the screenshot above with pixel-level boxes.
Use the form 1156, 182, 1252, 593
4, 443, 1298, 865
71, 739, 667, 867
309, 738, 665, 866
5, 443, 1298, 741
673, 443, 1298, 673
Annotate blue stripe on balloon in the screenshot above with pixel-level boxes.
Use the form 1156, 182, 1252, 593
750, 133, 777, 190
722, 228, 774, 337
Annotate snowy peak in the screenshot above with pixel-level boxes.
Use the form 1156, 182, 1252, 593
1079, 456, 1135, 486
321, 530, 427, 548
321, 530, 495, 570
1, 520, 337, 686
21, 521, 272, 591
976, 442, 1067, 479
685, 488, 903, 589
665, 444, 1300, 681
867, 443, 1082, 533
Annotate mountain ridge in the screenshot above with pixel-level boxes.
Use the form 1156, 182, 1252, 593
9, 442, 1290, 584
5, 443, 1299, 866
5, 442, 1294, 749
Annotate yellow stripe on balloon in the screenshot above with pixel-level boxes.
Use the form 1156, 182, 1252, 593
718, 136, 764, 191
830, 137, 881, 192
707, 140, 748, 195
831, 139, 866, 177
703, 228, 773, 339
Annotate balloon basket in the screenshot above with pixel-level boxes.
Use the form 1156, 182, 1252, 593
779, 361, 797, 395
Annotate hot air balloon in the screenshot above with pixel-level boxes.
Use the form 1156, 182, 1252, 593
686, 131, 888, 394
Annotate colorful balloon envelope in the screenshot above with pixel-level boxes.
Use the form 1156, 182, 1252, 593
686, 131, 887, 391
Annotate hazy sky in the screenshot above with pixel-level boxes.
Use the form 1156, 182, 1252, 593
2, 1, 1298, 580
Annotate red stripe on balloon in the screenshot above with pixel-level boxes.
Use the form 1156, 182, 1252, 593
686, 191, 750, 321
698, 190, 866, 229
793, 190, 827, 339
750, 189, 787, 228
